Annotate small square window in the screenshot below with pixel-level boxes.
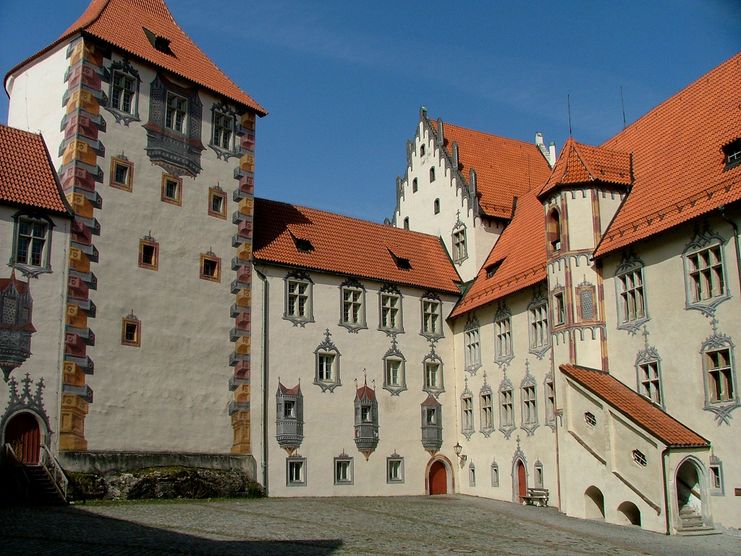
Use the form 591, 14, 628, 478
110, 157, 133, 191
334, 457, 353, 485
121, 314, 141, 347
161, 174, 182, 206
138, 238, 159, 271
200, 253, 221, 282
208, 187, 227, 219
287, 458, 306, 486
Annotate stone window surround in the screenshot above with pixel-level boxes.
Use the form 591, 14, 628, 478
682, 227, 730, 316
615, 252, 650, 334
208, 101, 240, 160
494, 304, 514, 367
490, 460, 499, 487
283, 271, 314, 327
121, 311, 141, 347
378, 284, 404, 334
105, 58, 141, 125
464, 317, 482, 374
422, 350, 445, 397
199, 251, 221, 282
334, 453, 354, 485
700, 329, 739, 425
420, 292, 443, 340
709, 455, 724, 495
527, 289, 550, 359
286, 456, 307, 486
208, 185, 227, 219
383, 339, 407, 396
138, 234, 159, 271
161, 173, 182, 206
110, 155, 134, 191
468, 462, 476, 487
451, 223, 468, 265
461, 378, 475, 440
11, 211, 54, 275
387, 453, 405, 484
338, 278, 367, 333
520, 367, 539, 436
314, 329, 341, 392
635, 344, 664, 408
498, 374, 516, 438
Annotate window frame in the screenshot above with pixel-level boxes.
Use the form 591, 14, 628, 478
161, 174, 182, 206
480, 382, 495, 437
286, 456, 307, 486
498, 376, 516, 438
105, 60, 141, 125
464, 317, 482, 374
682, 229, 729, 315
382, 342, 407, 396
284, 271, 314, 326
208, 186, 227, 219
211, 108, 235, 152
423, 350, 445, 397
378, 285, 403, 334
199, 252, 221, 282
12, 213, 53, 273
461, 380, 475, 440
490, 461, 499, 487
110, 156, 134, 191
334, 454, 354, 486
338, 278, 367, 333
709, 455, 724, 495
451, 222, 468, 264
528, 291, 550, 359
552, 289, 566, 327
494, 305, 514, 366
314, 328, 341, 392
420, 294, 443, 340
165, 90, 188, 134
615, 253, 649, 333
544, 373, 556, 430
138, 235, 159, 271
386, 454, 405, 484
121, 312, 141, 347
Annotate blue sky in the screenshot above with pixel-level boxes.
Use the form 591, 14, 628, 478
1, 0, 739, 222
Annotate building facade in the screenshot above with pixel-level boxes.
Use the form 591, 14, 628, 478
1, 0, 739, 536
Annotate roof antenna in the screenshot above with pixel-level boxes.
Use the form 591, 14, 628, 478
567, 94, 573, 137
620, 86, 627, 130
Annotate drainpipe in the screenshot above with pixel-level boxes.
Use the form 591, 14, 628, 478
552, 349, 563, 512
717, 206, 741, 295
255, 267, 270, 496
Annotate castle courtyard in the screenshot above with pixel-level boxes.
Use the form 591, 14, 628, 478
1, 495, 739, 555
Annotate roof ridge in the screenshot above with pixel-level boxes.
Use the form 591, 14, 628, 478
439, 120, 540, 148
571, 142, 597, 182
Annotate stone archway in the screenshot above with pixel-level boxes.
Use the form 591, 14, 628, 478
3, 411, 41, 464
675, 458, 708, 530
617, 501, 641, 526
425, 455, 454, 495
584, 485, 605, 520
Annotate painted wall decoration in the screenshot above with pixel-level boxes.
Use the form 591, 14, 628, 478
0, 273, 35, 381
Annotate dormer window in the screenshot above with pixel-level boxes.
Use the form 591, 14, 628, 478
291, 233, 314, 253
486, 260, 503, 278
143, 27, 174, 56
722, 138, 741, 170
389, 250, 411, 270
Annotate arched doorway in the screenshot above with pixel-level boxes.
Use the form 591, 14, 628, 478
584, 486, 605, 519
4, 412, 41, 464
675, 459, 706, 529
429, 461, 447, 495
617, 501, 641, 526
514, 460, 527, 502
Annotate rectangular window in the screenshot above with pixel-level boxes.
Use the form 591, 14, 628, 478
425, 407, 437, 425
422, 298, 441, 336
208, 187, 227, 219
161, 174, 182, 206
283, 400, 296, 418
380, 292, 401, 331
545, 378, 556, 424
287, 279, 310, 318
200, 253, 221, 282
578, 286, 595, 321
165, 92, 187, 133
464, 328, 481, 370
360, 405, 372, 423
529, 302, 549, 350
287, 458, 306, 486
705, 348, 734, 402
481, 393, 493, 430
501, 389, 514, 427
121, 316, 141, 347
318, 354, 334, 382
110, 157, 133, 191
342, 286, 363, 326
522, 385, 537, 424
385, 359, 402, 386
138, 238, 159, 271
425, 361, 440, 389
462, 395, 474, 431
453, 228, 467, 261
15, 217, 48, 267
212, 111, 234, 150
619, 269, 645, 322
709, 464, 723, 494
638, 361, 661, 404
111, 71, 135, 114
553, 292, 565, 326
334, 458, 353, 485
687, 245, 725, 302
387, 458, 404, 483
495, 317, 512, 360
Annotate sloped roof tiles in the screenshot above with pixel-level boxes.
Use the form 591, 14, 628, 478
430, 120, 552, 220
0, 124, 71, 215
561, 364, 709, 448
594, 52, 741, 257
6, 0, 266, 115
253, 198, 461, 294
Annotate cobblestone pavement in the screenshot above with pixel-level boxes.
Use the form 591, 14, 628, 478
1, 495, 739, 555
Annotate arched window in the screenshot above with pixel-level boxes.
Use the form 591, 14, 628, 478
403, 217, 410, 230
412, 178, 418, 193
430, 167, 436, 182
433, 198, 440, 214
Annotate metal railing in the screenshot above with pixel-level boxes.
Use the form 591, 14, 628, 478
39, 444, 68, 501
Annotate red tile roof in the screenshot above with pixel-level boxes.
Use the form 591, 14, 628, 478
538, 138, 632, 199
253, 198, 461, 294
5, 0, 266, 115
0, 124, 72, 215
560, 364, 709, 448
449, 191, 546, 318
355, 384, 376, 401
430, 119, 552, 220
594, 53, 741, 258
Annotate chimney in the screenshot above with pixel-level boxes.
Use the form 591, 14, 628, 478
452, 142, 459, 170
535, 132, 545, 148
437, 118, 444, 146
549, 142, 557, 167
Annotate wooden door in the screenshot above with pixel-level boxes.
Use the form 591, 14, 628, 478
517, 461, 527, 500
5, 412, 40, 464
429, 461, 447, 495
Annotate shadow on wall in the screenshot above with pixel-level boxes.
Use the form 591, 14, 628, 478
0, 505, 343, 556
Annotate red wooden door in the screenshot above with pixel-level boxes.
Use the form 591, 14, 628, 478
5, 413, 40, 464
517, 461, 527, 500
429, 461, 447, 495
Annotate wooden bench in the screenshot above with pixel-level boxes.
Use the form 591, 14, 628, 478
522, 487, 549, 507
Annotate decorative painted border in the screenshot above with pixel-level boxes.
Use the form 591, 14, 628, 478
58, 38, 106, 451
229, 111, 257, 453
